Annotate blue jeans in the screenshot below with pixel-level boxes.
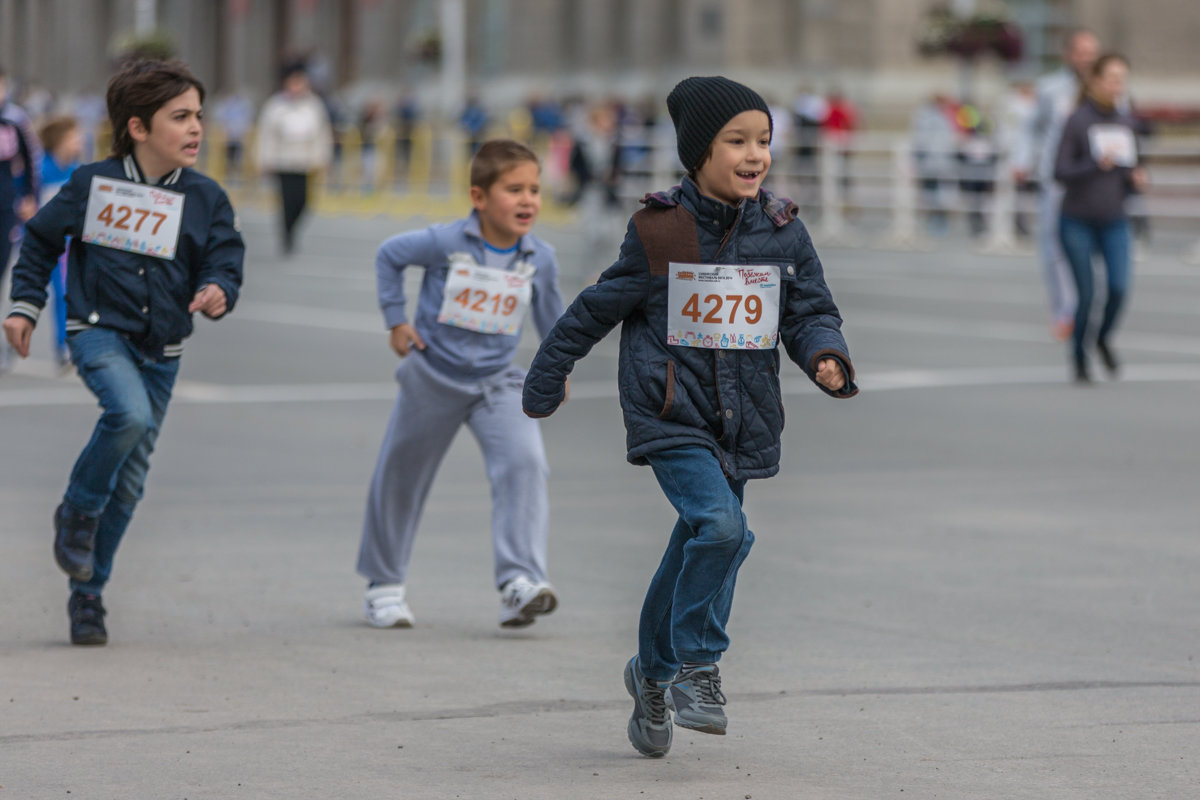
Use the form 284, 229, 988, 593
639, 446, 755, 683
1059, 215, 1131, 364
65, 328, 179, 594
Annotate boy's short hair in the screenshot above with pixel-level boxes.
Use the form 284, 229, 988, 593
39, 115, 80, 154
469, 139, 540, 192
107, 58, 206, 158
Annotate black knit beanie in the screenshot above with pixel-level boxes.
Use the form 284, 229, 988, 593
667, 76, 773, 173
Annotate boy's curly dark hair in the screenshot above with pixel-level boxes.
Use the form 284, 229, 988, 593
106, 58, 205, 158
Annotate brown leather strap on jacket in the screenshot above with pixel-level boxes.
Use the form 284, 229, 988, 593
632, 204, 701, 276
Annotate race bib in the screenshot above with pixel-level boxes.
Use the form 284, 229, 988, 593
437, 260, 532, 335
666, 262, 780, 349
1088, 124, 1137, 168
81, 176, 185, 259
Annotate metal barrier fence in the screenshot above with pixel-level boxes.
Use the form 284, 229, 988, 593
87, 120, 1200, 258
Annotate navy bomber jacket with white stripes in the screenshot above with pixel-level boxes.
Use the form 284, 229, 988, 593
7, 155, 244, 359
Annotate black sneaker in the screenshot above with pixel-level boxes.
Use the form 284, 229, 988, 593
68, 592, 107, 646
54, 503, 98, 581
666, 662, 727, 735
623, 656, 672, 757
1096, 340, 1120, 377
1073, 357, 1092, 385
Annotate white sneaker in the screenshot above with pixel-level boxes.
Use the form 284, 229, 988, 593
364, 583, 415, 628
498, 576, 558, 628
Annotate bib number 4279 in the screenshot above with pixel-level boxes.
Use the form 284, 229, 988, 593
679, 293, 764, 325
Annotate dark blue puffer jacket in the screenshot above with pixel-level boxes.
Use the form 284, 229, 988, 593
523, 177, 856, 480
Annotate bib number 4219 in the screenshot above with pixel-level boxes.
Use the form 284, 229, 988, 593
451, 288, 521, 317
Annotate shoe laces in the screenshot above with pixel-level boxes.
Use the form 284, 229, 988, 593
679, 665, 726, 706
72, 594, 105, 621
642, 681, 670, 724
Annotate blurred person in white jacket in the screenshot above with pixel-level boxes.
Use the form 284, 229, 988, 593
256, 62, 332, 255
1011, 29, 1098, 340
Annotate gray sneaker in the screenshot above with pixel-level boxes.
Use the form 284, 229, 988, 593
623, 656, 672, 757
666, 662, 727, 734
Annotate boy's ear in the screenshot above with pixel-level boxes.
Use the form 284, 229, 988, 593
128, 116, 150, 144
468, 185, 486, 209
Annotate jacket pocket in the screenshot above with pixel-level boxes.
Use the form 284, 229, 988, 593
656, 360, 676, 419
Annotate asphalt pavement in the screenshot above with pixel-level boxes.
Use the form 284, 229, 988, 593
2, 204, 1198, 799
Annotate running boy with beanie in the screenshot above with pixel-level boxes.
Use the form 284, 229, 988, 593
523, 77, 857, 757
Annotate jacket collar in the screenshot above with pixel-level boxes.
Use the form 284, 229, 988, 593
123, 154, 183, 186
641, 176, 798, 229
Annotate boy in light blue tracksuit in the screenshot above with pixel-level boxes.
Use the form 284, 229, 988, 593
357, 139, 565, 630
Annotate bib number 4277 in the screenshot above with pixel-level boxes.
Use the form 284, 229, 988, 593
94, 203, 170, 236
81, 176, 185, 259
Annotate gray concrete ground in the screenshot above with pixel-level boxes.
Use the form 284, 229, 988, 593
2, 206, 1199, 799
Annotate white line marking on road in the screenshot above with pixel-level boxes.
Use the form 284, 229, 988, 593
852, 309, 1200, 356
5, 364, 1200, 409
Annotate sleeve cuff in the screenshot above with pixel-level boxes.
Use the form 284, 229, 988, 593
8, 301, 42, 323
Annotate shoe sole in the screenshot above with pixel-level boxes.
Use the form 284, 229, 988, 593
55, 551, 94, 582
365, 606, 415, 628
71, 632, 107, 646
499, 588, 558, 628
665, 693, 727, 735
624, 660, 670, 757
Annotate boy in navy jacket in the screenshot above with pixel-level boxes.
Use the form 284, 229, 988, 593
3, 59, 244, 645
523, 77, 856, 757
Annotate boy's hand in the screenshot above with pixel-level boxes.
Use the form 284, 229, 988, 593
561, 377, 570, 407
16, 196, 37, 222
389, 323, 426, 357
1130, 166, 1148, 192
3, 315, 35, 359
189, 284, 228, 318
816, 358, 846, 392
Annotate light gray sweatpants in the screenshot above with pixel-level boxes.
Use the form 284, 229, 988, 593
1037, 182, 1077, 324
356, 353, 550, 589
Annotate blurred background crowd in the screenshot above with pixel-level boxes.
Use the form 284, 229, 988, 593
1, 0, 1198, 242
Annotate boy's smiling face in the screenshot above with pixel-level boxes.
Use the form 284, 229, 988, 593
693, 109, 772, 206
470, 160, 542, 249
130, 86, 204, 179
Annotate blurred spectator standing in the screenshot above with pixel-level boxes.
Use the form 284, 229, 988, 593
994, 80, 1038, 236
1011, 28, 1099, 341
459, 94, 489, 156
392, 89, 420, 187
791, 86, 828, 206
822, 89, 858, 206
0, 67, 41, 356
564, 101, 620, 209
255, 61, 333, 256
358, 99, 387, 193
214, 89, 254, 184
69, 87, 107, 161
910, 93, 959, 234
955, 106, 998, 237
35, 115, 84, 368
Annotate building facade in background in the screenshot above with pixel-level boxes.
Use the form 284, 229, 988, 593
0, 0, 1196, 125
